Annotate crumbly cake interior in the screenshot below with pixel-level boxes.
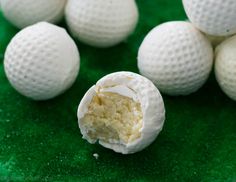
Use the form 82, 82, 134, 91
80, 91, 143, 144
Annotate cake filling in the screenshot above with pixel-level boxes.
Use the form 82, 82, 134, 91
80, 91, 143, 144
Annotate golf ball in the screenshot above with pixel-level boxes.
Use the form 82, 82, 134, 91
183, 0, 236, 36
138, 21, 214, 96
1, 0, 67, 28
4, 22, 80, 100
65, 0, 139, 48
77, 72, 165, 154
215, 35, 236, 101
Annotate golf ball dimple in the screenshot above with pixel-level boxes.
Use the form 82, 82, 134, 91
1, 0, 67, 29
215, 35, 236, 101
65, 0, 139, 48
77, 72, 165, 154
182, 0, 236, 36
138, 21, 214, 96
4, 22, 80, 100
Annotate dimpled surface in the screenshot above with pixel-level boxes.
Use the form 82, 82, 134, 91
4, 22, 80, 100
78, 71, 165, 154
183, 0, 236, 36
65, 0, 139, 48
138, 21, 213, 96
215, 35, 236, 101
1, 0, 67, 28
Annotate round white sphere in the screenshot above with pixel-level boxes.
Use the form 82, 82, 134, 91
138, 21, 214, 96
4, 22, 80, 100
182, 0, 236, 36
215, 35, 236, 101
78, 72, 165, 154
1, 0, 67, 28
65, 0, 139, 48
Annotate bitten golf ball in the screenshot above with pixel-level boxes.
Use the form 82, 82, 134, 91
183, 0, 236, 36
1, 0, 67, 28
65, 0, 139, 48
77, 72, 165, 154
4, 22, 80, 100
138, 21, 214, 96
215, 35, 236, 101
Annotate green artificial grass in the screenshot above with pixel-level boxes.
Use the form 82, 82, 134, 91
1, 0, 236, 181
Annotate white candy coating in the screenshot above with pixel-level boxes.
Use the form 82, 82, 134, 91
65, 0, 139, 48
1, 0, 67, 28
215, 35, 236, 101
4, 22, 80, 100
138, 21, 214, 96
77, 72, 165, 154
183, 0, 236, 36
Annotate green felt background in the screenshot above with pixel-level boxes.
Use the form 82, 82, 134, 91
0, 0, 236, 181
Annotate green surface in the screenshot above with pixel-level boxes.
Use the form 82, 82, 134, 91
0, 0, 236, 181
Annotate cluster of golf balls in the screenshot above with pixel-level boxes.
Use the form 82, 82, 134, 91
138, 0, 236, 100
1, 0, 236, 154
1, 0, 139, 100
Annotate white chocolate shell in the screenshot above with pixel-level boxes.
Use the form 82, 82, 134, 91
138, 21, 213, 96
4, 22, 80, 100
215, 35, 236, 101
77, 71, 165, 154
1, 0, 67, 29
65, 0, 139, 48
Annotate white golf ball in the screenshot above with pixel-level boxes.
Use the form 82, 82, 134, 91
65, 0, 139, 48
138, 21, 214, 96
77, 72, 165, 154
215, 35, 236, 101
1, 0, 67, 29
182, 0, 236, 36
4, 22, 80, 100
